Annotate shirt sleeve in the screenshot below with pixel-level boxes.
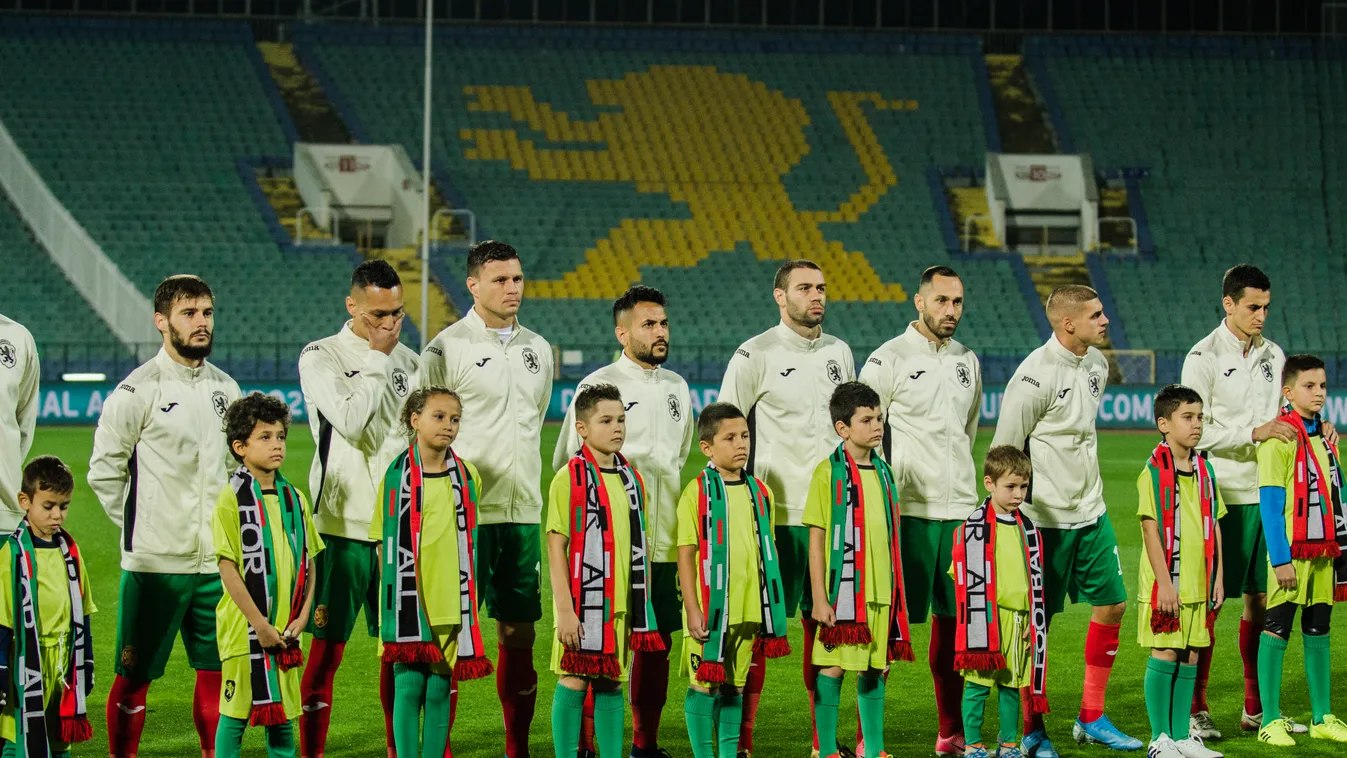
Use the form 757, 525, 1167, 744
678, 385, 695, 469
299, 491, 325, 558
991, 370, 1053, 451
1136, 469, 1157, 521
676, 480, 699, 548
764, 483, 777, 531
966, 354, 983, 449
552, 387, 584, 473
858, 350, 896, 428
717, 345, 761, 415
368, 479, 386, 543
418, 337, 451, 390
15, 331, 38, 461
87, 381, 149, 528
1257, 439, 1294, 566
0, 544, 12, 629
545, 467, 573, 537
1215, 487, 1227, 521
801, 463, 832, 530
1182, 349, 1255, 457
299, 342, 396, 445
537, 345, 555, 422
213, 488, 243, 566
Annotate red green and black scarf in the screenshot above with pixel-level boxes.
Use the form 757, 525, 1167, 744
819, 444, 914, 663
692, 466, 791, 685
4, 523, 94, 757
1146, 442, 1219, 633
952, 499, 1050, 714
1280, 411, 1347, 600
562, 446, 663, 679
231, 466, 311, 726
379, 443, 492, 679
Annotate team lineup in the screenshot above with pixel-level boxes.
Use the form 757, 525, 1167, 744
0, 245, 1344, 758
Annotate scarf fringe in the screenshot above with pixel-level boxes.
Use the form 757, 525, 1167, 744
59, 715, 92, 744
275, 646, 304, 671
753, 635, 792, 659
1028, 693, 1050, 715
454, 656, 494, 681
560, 651, 621, 679
694, 661, 727, 684
382, 642, 444, 664
1292, 542, 1342, 560
629, 632, 667, 653
1150, 612, 1182, 634
1335, 584, 1347, 603
819, 622, 872, 647
888, 639, 914, 663
954, 651, 1006, 672
250, 703, 289, 727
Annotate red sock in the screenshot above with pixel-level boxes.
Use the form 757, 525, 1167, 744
1240, 618, 1262, 715
497, 644, 538, 758
1022, 686, 1045, 736
1192, 626, 1214, 713
380, 659, 397, 757
1079, 621, 1120, 723
802, 618, 820, 752
580, 687, 596, 753
193, 670, 222, 758
930, 615, 964, 739
107, 675, 150, 758
631, 637, 671, 751
737, 649, 767, 752
300, 639, 345, 758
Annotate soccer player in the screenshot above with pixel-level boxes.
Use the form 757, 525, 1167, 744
859, 265, 980, 757
992, 284, 1141, 754
805, 382, 914, 758
0, 313, 38, 532
214, 393, 322, 758
552, 285, 693, 758
0, 456, 96, 758
1136, 385, 1224, 758
546, 384, 664, 758
677, 402, 790, 758
1254, 355, 1347, 747
89, 275, 242, 758
719, 259, 855, 758
420, 240, 553, 758
297, 260, 420, 758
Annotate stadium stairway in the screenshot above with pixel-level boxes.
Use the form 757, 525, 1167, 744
984, 54, 1057, 153
257, 42, 353, 145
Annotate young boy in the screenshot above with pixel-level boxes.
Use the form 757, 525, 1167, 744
1255, 355, 1347, 746
1136, 385, 1225, 758
676, 403, 791, 758
0, 456, 95, 758
214, 393, 323, 758
804, 382, 914, 758
950, 446, 1048, 758
546, 384, 664, 757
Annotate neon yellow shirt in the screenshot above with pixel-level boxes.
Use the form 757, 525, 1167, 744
1259, 431, 1334, 541
369, 459, 481, 627
1136, 466, 1228, 604
214, 485, 324, 660
802, 458, 892, 605
676, 475, 777, 624
547, 463, 635, 621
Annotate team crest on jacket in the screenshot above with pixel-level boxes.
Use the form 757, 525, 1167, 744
1087, 374, 1101, 398
521, 347, 541, 374
392, 368, 410, 396
667, 394, 682, 422
212, 391, 229, 417
0, 340, 14, 369
825, 360, 843, 384
955, 363, 972, 388
1260, 361, 1274, 382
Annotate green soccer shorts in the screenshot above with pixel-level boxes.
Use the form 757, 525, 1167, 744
776, 524, 813, 618
648, 561, 683, 643
1220, 503, 1269, 599
1039, 513, 1129, 617
476, 523, 543, 623
901, 517, 960, 623
115, 571, 223, 681
309, 535, 380, 642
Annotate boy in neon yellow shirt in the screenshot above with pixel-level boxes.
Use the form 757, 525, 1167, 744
370, 387, 490, 757
949, 445, 1049, 758
546, 384, 663, 757
214, 393, 322, 758
676, 403, 790, 758
1136, 385, 1225, 758
1255, 355, 1347, 746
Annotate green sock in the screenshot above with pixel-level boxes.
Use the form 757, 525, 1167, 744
716, 694, 744, 758
962, 680, 991, 746
552, 683, 588, 758
814, 673, 843, 758
1258, 633, 1289, 727
593, 688, 626, 757
422, 672, 454, 756
1304, 632, 1333, 724
856, 674, 885, 757
684, 688, 718, 758
997, 685, 1021, 746
265, 720, 296, 758
214, 714, 249, 758
393, 663, 430, 756
1144, 658, 1177, 740
1172, 664, 1197, 741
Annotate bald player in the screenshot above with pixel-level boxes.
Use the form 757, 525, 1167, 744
993, 285, 1141, 756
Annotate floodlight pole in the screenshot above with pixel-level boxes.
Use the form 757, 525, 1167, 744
419, 0, 434, 350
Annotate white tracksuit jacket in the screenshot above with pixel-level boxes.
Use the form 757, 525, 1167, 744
0, 314, 38, 529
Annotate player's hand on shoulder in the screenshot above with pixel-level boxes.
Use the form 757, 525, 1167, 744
1253, 419, 1296, 443
1324, 422, 1340, 447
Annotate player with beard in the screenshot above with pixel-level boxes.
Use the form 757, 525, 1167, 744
718, 260, 855, 758
993, 285, 1141, 756
420, 241, 553, 758
89, 275, 242, 758
0, 311, 38, 530
552, 285, 694, 758
859, 266, 981, 757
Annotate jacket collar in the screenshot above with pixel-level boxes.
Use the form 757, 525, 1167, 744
1046, 334, 1086, 368
902, 321, 948, 354
154, 346, 208, 382
773, 320, 826, 352
615, 352, 662, 381
337, 320, 367, 351
463, 306, 521, 344
1216, 319, 1264, 355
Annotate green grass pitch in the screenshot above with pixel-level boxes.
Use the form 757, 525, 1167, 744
33, 424, 1347, 757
